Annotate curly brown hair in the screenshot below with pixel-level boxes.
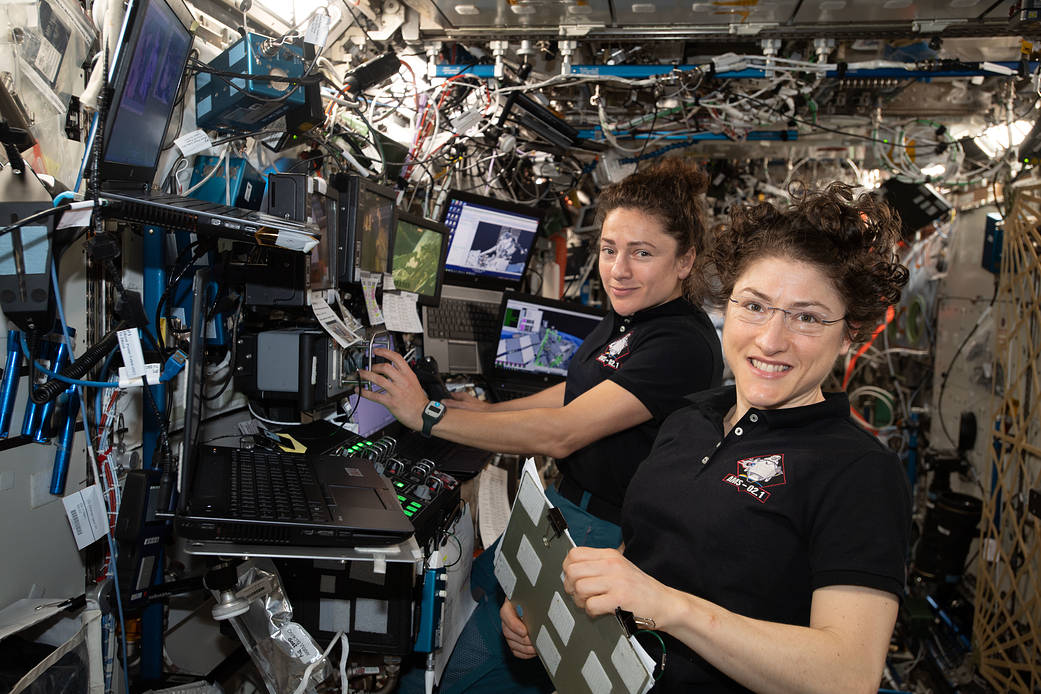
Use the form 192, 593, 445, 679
703, 182, 909, 344
594, 157, 710, 302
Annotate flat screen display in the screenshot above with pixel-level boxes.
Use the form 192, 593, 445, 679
356, 187, 395, 274
441, 194, 540, 283
104, 0, 192, 170
494, 296, 603, 378
389, 213, 448, 305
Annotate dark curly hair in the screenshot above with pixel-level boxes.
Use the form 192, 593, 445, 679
704, 182, 909, 344
595, 157, 710, 302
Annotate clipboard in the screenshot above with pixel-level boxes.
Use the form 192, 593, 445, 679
493, 461, 656, 694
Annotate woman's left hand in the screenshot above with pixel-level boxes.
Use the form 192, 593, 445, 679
357, 348, 430, 431
562, 546, 673, 624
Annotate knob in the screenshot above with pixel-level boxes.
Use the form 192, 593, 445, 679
415, 476, 443, 501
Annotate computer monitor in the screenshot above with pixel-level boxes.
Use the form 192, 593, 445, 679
334, 174, 397, 285
98, 0, 193, 181
439, 191, 543, 290
493, 294, 604, 378
388, 211, 449, 307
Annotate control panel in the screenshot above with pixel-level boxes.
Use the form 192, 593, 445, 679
333, 435, 460, 545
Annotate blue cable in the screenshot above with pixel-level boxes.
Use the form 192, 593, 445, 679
107, 533, 132, 694
20, 333, 119, 388
51, 259, 130, 693
73, 114, 99, 196
52, 191, 76, 207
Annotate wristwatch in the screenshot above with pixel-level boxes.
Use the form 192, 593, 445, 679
421, 400, 446, 437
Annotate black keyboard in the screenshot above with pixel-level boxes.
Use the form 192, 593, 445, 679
492, 387, 532, 402
426, 298, 499, 342
229, 449, 330, 523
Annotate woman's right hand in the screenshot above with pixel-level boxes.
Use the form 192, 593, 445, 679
501, 599, 537, 659
445, 390, 491, 412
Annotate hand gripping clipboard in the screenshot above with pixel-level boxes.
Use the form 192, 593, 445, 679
493, 461, 656, 694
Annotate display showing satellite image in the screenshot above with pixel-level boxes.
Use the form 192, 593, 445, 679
391, 220, 443, 296
495, 305, 585, 376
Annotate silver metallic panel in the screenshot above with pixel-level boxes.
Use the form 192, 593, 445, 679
427, 0, 613, 28
614, 0, 800, 27
793, 0, 1011, 24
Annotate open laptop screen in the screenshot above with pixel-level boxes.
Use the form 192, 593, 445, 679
494, 295, 604, 378
440, 191, 542, 288
176, 267, 211, 509
345, 332, 397, 438
103, 0, 193, 174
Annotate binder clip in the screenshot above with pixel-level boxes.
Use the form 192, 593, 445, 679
542, 507, 568, 547
615, 607, 656, 636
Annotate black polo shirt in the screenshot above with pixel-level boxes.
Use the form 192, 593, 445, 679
556, 298, 722, 512
623, 387, 911, 693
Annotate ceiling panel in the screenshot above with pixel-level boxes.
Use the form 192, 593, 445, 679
427, 0, 613, 28
614, 0, 800, 27
793, 0, 1013, 24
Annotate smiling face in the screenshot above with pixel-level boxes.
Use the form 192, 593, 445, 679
597, 207, 695, 316
723, 255, 852, 418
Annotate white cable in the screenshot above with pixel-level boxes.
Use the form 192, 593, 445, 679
339, 632, 350, 694
247, 401, 301, 427
292, 631, 343, 694
184, 146, 229, 195
597, 95, 644, 154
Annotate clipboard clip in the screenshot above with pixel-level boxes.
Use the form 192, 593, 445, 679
542, 507, 568, 547
615, 607, 656, 636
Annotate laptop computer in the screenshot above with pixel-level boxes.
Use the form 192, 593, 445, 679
174, 268, 414, 547
422, 191, 544, 374
485, 293, 605, 402
90, 0, 317, 245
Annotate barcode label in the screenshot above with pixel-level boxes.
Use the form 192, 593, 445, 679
62, 484, 109, 549
69, 508, 83, 536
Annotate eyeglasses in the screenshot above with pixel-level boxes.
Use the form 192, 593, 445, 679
728, 297, 846, 336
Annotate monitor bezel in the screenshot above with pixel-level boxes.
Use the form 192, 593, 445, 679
487, 291, 605, 378
387, 210, 449, 308
96, 0, 194, 187
438, 190, 545, 292
338, 175, 398, 284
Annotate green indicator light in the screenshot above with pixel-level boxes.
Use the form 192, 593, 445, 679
404, 510, 414, 517
397, 495, 406, 502
409, 503, 421, 509
395, 481, 405, 487
364, 441, 373, 446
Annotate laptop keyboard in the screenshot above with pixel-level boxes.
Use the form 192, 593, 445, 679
492, 387, 533, 402
426, 298, 499, 342
229, 449, 330, 522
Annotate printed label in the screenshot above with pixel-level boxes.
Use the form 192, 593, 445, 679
281, 622, 322, 663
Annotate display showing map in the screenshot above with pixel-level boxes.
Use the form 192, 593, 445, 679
494, 304, 586, 377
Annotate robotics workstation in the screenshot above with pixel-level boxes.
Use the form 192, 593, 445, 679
1, 0, 1040, 691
